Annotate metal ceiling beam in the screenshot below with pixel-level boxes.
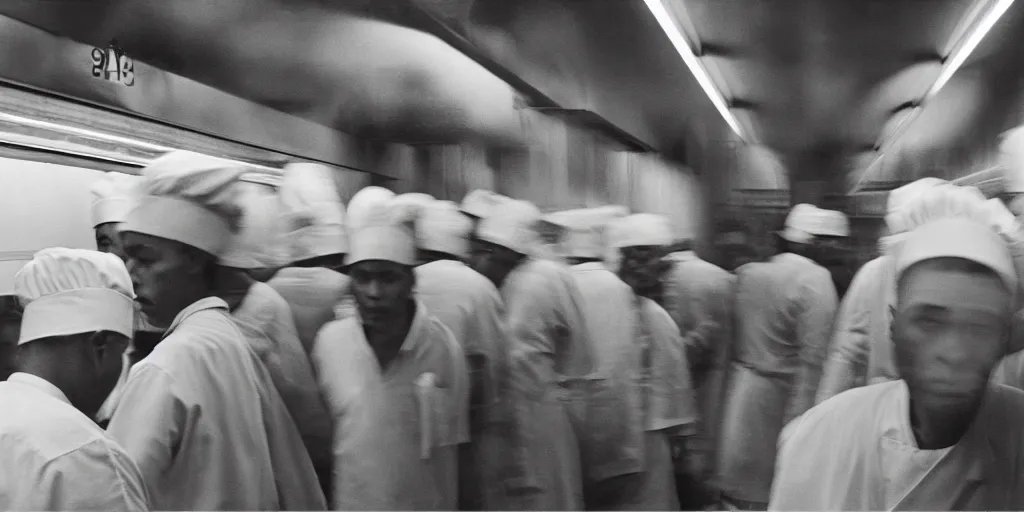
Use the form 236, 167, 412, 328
404, 1, 657, 152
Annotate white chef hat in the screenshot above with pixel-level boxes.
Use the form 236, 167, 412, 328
888, 184, 990, 238
810, 208, 850, 237
896, 218, 1017, 301
345, 199, 418, 267
279, 163, 348, 263
219, 182, 288, 269
461, 189, 508, 219
347, 186, 396, 233
780, 204, 848, 243
606, 213, 674, 249
418, 200, 473, 259
121, 150, 247, 257
984, 198, 1021, 236
393, 192, 436, 210
1000, 125, 1024, 194
547, 206, 630, 259
90, 172, 141, 228
15, 248, 135, 345
476, 199, 543, 255
891, 184, 1022, 301
885, 177, 948, 234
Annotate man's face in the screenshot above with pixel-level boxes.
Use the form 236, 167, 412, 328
349, 260, 414, 330
121, 231, 207, 327
617, 245, 670, 299
94, 223, 125, 261
0, 319, 19, 381
93, 331, 130, 402
469, 240, 521, 288
892, 259, 1012, 410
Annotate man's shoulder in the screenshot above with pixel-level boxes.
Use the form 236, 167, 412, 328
0, 389, 112, 464
786, 382, 897, 442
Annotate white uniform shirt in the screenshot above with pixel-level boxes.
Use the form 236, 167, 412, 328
107, 297, 326, 511
771, 381, 1024, 510
268, 266, 350, 354
0, 372, 149, 511
231, 281, 333, 471
313, 300, 469, 511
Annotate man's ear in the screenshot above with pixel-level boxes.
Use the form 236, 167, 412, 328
889, 305, 898, 337
178, 244, 213, 278
85, 331, 109, 370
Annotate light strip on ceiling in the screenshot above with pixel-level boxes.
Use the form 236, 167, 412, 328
852, 0, 1015, 192
0, 112, 173, 153
926, 0, 1016, 101
0, 110, 283, 175
642, 0, 747, 142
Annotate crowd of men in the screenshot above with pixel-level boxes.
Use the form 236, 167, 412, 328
4, 137, 1024, 511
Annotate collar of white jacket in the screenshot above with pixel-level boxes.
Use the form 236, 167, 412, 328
15, 248, 135, 345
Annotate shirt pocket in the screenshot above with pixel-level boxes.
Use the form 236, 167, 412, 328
416, 372, 457, 460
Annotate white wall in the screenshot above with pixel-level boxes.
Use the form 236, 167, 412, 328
0, 157, 104, 292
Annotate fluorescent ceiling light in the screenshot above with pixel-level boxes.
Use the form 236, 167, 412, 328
0, 112, 173, 153
0, 110, 283, 177
642, 0, 747, 142
926, 0, 1015, 101
853, 0, 1015, 192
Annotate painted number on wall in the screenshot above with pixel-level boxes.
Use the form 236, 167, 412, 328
90, 42, 135, 87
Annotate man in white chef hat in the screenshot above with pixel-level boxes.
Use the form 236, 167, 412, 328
90, 172, 166, 428
717, 203, 841, 511
461, 189, 510, 255
268, 163, 352, 355
410, 197, 522, 509
469, 198, 594, 510
0, 248, 149, 510
90, 171, 141, 259
660, 224, 736, 505
311, 197, 469, 510
556, 208, 697, 510
106, 150, 326, 511
605, 213, 676, 305
461, 189, 508, 229
216, 178, 333, 496
817, 177, 947, 404
770, 184, 1024, 511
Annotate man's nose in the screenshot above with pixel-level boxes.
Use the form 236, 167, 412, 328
365, 280, 383, 299
125, 261, 142, 289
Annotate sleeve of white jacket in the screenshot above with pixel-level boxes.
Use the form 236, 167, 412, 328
264, 299, 334, 475
815, 260, 878, 404
106, 364, 186, 499
786, 277, 838, 423
8, 439, 151, 512
247, 346, 328, 511
643, 298, 700, 434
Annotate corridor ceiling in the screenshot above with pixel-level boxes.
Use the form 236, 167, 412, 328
1, 0, 1023, 186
